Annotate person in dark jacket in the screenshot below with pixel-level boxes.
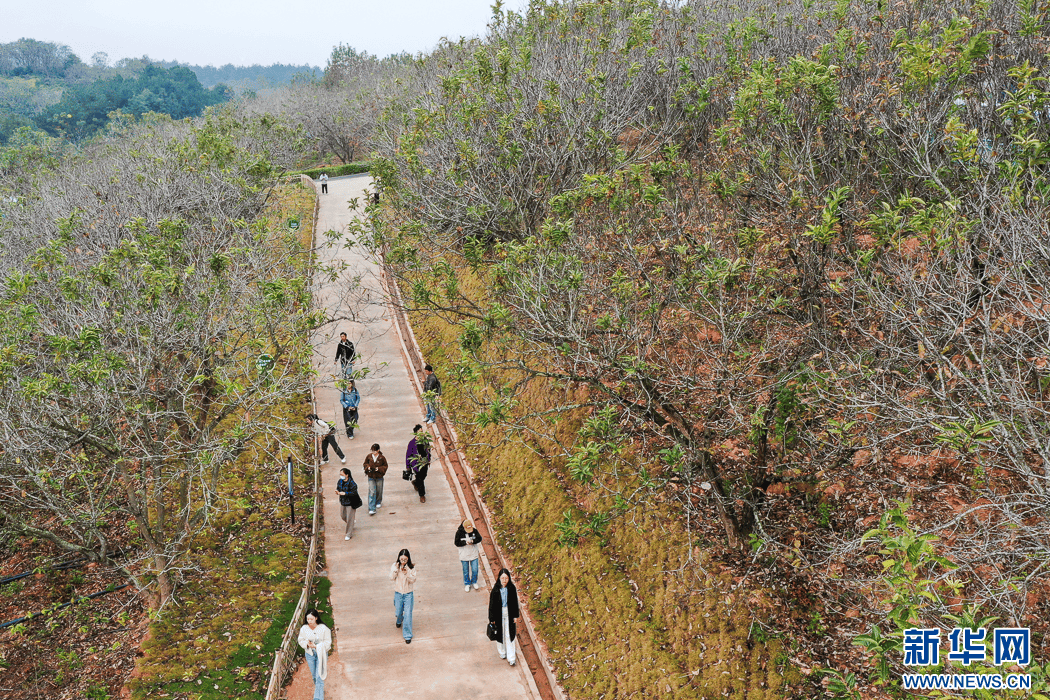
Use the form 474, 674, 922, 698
422, 364, 441, 424
335, 332, 355, 380
454, 519, 482, 591
406, 424, 431, 503
487, 568, 520, 665
363, 443, 388, 515
335, 468, 362, 540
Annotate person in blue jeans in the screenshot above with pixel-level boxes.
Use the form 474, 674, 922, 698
422, 364, 441, 424
454, 519, 482, 591
297, 608, 331, 700
363, 443, 388, 514
390, 549, 417, 643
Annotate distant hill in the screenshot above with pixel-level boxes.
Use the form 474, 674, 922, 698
156, 61, 321, 92
0, 37, 322, 143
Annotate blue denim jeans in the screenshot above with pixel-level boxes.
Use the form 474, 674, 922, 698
368, 477, 384, 511
305, 649, 324, 700
461, 558, 479, 586
425, 401, 437, 423
394, 591, 413, 640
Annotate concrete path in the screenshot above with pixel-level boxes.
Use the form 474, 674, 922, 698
298, 174, 536, 700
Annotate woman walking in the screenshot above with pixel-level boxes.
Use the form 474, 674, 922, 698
454, 519, 482, 591
341, 380, 360, 439
487, 568, 520, 665
406, 424, 431, 503
297, 608, 331, 700
390, 549, 417, 644
335, 468, 362, 540
363, 443, 388, 515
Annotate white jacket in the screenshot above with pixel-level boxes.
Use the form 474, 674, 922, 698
297, 623, 331, 680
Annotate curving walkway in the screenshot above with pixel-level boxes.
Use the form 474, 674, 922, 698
294, 174, 537, 699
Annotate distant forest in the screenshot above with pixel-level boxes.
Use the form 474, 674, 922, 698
0, 38, 319, 144
155, 61, 321, 89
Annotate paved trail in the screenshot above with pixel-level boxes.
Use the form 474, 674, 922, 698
291, 174, 536, 699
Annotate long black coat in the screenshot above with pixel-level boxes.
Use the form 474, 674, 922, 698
487, 582, 519, 643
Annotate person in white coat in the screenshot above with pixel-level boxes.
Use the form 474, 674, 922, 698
298, 608, 331, 700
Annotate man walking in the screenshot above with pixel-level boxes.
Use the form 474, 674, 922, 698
406, 424, 431, 504
335, 332, 356, 380
363, 443, 389, 515
422, 364, 441, 424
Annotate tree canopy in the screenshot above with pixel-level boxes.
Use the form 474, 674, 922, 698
35, 64, 231, 141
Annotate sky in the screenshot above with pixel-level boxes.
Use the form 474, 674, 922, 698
3, 0, 519, 68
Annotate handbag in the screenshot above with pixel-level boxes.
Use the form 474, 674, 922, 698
402, 468, 412, 481
486, 620, 499, 641
347, 491, 363, 509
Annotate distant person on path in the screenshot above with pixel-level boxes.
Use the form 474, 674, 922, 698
335, 332, 356, 380
297, 608, 331, 700
422, 364, 441, 424
363, 443, 389, 515
306, 413, 345, 464
488, 568, 520, 665
319, 172, 328, 194
341, 380, 360, 439
406, 424, 431, 503
454, 519, 482, 591
335, 467, 362, 540
390, 548, 417, 644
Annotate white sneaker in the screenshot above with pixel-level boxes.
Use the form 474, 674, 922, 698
376, 503, 382, 508
344, 536, 351, 540
369, 510, 375, 516
340, 456, 346, 463
348, 435, 355, 440
465, 585, 470, 592
322, 459, 329, 464
473, 583, 479, 590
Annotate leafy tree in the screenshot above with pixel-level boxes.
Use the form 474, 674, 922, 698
0, 109, 319, 605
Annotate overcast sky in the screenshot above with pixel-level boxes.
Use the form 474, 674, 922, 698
3, 0, 518, 68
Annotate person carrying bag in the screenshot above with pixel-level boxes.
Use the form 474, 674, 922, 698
336, 467, 363, 540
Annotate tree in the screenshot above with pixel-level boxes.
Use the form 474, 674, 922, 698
0, 109, 319, 604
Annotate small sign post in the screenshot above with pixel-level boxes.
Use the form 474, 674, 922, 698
286, 455, 295, 524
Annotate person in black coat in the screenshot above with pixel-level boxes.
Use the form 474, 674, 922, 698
335, 332, 355, 379
487, 567, 520, 665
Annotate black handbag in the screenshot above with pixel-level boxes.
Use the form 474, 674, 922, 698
486, 620, 499, 641
347, 491, 363, 509
402, 468, 412, 481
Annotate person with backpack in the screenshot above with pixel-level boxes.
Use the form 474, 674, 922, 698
422, 364, 441, 424
341, 380, 360, 439
335, 468, 362, 540
363, 443, 389, 515
406, 424, 431, 503
306, 413, 345, 464
335, 332, 355, 380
